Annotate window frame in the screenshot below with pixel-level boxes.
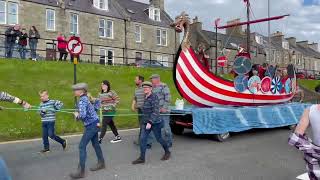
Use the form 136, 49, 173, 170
99, 18, 106, 37
149, 7, 161, 21
100, 48, 114, 65
105, 20, 113, 39
0, 1, 6, 24
70, 13, 79, 34
135, 25, 141, 43
156, 28, 167, 46
7, 1, 18, 25
46, 9, 55, 31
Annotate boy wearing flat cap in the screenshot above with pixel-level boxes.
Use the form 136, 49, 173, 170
70, 83, 105, 179
132, 81, 171, 165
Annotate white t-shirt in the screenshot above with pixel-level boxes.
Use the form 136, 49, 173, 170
309, 105, 320, 146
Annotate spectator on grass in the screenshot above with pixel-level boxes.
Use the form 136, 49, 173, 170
18, 28, 28, 60
57, 33, 68, 61
29, 26, 40, 61
5, 24, 21, 58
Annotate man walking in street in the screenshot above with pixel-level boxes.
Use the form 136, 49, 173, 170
150, 74, 173, 147
132, 75, 153, 148
132, 81, 171, 164
70, 83, 105, 179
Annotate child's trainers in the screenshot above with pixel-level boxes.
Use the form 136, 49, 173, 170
110, 136, 122, 143
39, 149, 50, 153
62, 140, 68, 150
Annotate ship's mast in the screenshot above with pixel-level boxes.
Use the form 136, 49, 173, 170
268, 0, 271, 62
246, 0, 250, 54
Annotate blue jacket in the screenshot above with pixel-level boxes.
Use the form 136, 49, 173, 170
142, 93, 161, 125
77, 95, 99, 127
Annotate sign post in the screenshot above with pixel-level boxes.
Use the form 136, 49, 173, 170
67, 36, 83, 105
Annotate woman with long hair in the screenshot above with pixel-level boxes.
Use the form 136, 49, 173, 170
29, 26, 40, 61
98, 80, 121, 143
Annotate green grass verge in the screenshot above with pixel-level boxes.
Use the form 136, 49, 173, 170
0, 59, 180, 141
298, 79, 320, 91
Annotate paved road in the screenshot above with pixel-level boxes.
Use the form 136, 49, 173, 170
0, 128, 306, 180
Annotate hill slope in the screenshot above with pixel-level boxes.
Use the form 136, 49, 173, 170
0, 60, 180, 141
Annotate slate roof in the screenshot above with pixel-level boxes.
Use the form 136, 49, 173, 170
24, 0, 173, 27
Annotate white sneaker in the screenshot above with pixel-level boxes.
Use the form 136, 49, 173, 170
110, 136, 122, 143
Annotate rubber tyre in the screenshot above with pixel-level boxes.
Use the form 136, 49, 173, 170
171, 124, 184, 135
215, 132, 231, 142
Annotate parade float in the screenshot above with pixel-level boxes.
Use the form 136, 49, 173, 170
169, 0, 309, 141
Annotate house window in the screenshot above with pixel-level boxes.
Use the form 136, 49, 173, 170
100, 48, 114, 65
282, 41, 289, 50
93, 0, 108, 10
7, 2, 18, 25
0, 1, 6, 24
46, 9, 55, 31
99, 19, 113, 38
149, 7, 161, 21
255, 35, 264, 45
135, 52, 142, 62
135, 25, 141, 43
156, 29, 167, 46
70, 13, 78, 34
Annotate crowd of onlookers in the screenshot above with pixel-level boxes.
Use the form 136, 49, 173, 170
4, 24, 74, 62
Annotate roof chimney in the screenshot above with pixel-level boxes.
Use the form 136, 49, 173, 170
226, 19, 243, 37
297, 40, 309, 48
190, 16, 202, 31
271, 31, 284, 43
286, 37, 296, 46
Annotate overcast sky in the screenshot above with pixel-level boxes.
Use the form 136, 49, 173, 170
137, 0, 320, 44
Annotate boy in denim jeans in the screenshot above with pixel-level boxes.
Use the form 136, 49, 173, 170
38, 90, 67, 153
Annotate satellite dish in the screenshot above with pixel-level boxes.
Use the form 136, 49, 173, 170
234, 75, 249, 92
233, 56, 252, 75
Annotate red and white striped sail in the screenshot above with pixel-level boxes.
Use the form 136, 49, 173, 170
173, 47, 296, 107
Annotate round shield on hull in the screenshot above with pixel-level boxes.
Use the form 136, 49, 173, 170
234, 75, 249, 92
271, 77, 283, 94
261, 77, 272, 94
285, 78, 292, 94
248, 76, 261, 94
233, 56, 252, 75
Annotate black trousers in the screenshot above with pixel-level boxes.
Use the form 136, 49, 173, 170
99, 116, 119, 139
58, 48, 68, 61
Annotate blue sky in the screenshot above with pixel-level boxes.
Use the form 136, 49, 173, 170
137, 0, 320, 45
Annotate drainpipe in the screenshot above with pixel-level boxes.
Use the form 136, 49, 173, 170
124, 19, 128, 65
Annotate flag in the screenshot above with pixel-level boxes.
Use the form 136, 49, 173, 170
214, 18, 221, 27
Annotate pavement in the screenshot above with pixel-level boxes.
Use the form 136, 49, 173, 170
0, 128, 307, 180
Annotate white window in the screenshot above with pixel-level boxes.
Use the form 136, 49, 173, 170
135, 25, 141, 42
100, 48, 114, 65
282, 41, 289, 50
149, 7, 161, 21
157, 55, 168, 67
255, 35, 264, 45
156, 29, 167, 46
93, 0, 108, 10
7, 2, 18, 25
46, 9, 55, 31
99, 19, 106, 37
0, 1, 6, 24
70, 13, 79, 34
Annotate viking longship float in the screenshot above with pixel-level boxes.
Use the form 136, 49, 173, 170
171, 0, 296, 107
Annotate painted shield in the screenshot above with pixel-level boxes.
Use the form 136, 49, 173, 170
248, 76, 261, 94
271, 77, 283, 94
234, 75, 249, 92
233, 56, 252, 75
261, 77, 272, 94
285, 78, 292, 94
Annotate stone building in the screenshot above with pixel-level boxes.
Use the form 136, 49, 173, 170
0, 0, 179, 66
189, 18, 320, 73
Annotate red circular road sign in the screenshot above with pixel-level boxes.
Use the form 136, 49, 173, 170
67, 37, 83, 55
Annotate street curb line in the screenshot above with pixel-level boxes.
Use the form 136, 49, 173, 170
0, 128, 139, 145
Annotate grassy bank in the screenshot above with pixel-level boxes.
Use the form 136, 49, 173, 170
0, 60, 180, 141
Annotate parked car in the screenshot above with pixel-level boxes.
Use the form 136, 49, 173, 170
296, 72, 305, 79
132, 60, 167, 68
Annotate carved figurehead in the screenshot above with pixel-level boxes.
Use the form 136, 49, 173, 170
171, 12, 191, 51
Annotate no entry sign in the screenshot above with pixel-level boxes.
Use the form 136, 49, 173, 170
67, 37, 83, 55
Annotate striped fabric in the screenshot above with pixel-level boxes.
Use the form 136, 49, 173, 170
99, 90, 120, 114
39, 100, 63, 122
134, 86, 145, 108
0, 91, 16, 103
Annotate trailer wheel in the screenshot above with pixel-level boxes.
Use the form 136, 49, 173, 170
171, 124, 184, 135
215, 132, 230, 142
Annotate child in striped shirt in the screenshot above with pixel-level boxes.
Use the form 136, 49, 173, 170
38, 90, 67, 153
